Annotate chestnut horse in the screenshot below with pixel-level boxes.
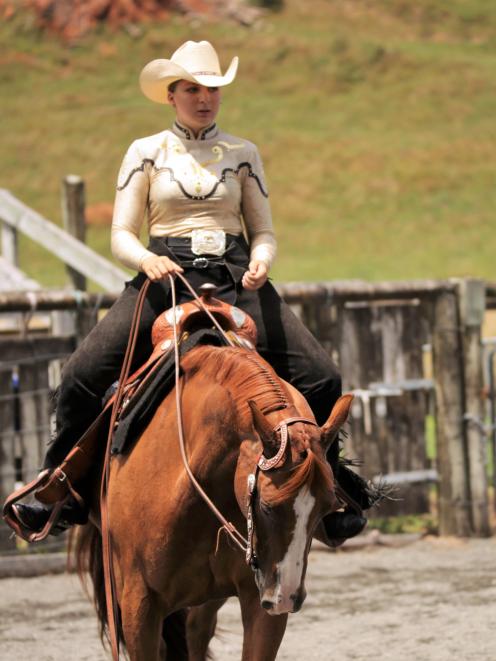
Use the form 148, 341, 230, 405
77, 343, 352, 661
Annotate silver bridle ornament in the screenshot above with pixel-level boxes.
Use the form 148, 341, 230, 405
246, 471, 258, 569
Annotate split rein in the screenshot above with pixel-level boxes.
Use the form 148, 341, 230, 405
167, 273, 318, 568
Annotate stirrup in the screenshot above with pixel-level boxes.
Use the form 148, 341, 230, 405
2, 469, 84, 543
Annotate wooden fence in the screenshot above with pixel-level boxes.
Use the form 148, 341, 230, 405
0, 186, 494, 550
279, 279, 495, 536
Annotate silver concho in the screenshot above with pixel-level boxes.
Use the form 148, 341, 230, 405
231, 307, 246, 328
165, 306, 184, 326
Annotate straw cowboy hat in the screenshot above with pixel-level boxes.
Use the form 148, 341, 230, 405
140, 40, 239, 104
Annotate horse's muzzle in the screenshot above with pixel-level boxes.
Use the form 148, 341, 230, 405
260, 586, 307, 615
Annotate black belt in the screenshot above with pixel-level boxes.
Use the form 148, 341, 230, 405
180, 256, 225, 269
148, 235, 249, 278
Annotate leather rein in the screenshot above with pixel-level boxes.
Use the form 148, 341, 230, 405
167, 274, 318, 566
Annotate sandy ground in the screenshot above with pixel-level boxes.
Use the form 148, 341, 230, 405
0, 537, 495, 661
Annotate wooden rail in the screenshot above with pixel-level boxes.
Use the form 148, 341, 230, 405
0, 187, 127, 292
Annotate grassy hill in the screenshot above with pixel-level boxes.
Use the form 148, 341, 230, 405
1, 0, 496, 286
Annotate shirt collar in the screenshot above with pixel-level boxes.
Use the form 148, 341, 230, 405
172, 120, 219, 141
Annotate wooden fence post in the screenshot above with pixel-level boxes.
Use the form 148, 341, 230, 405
431, 289, 472, 536
18, 361, 51, 484
61, 175, 86, 291
1, 222, 18, 266
457, 278, 491, 536
60, 175, 97, 341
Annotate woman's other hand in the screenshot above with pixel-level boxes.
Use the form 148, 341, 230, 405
141, 255, 184, 281
242, 260, 268, 291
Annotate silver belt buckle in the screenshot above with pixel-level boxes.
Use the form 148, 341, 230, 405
191, 229, 226, 256
192, 257, 209, 269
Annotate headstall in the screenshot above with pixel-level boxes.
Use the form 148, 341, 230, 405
245, 416, 318, 570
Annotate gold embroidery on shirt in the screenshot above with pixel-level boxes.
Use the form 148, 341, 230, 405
200, 146, 223, 169
217, 141, 245, 151
146, 134, 266, 199
199, 142, 244, 170
189, 158, 216, 195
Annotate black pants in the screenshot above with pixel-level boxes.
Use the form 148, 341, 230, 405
44, 235, 341, 468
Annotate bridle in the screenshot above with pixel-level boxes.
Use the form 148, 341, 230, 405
245, 416, 319, 569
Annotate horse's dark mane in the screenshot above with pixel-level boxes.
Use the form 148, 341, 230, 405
184, 345, 332, 505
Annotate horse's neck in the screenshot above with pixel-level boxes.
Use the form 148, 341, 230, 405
181, 345, 294, 418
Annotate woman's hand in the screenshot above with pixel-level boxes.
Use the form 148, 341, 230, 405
141, 255, 184, 282
242, 260, 268, 291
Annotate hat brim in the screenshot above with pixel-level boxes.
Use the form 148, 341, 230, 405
139, 56, 238, 105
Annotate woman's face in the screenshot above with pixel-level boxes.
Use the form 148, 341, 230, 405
168, 80, 221, 134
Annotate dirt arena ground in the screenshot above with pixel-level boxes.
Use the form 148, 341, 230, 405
1, 536, 495, 661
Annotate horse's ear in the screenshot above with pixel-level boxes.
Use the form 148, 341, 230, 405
321, 394, 354, 449
248, 400, 278, 455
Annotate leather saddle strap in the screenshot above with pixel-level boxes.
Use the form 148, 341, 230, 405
101, 278, 151, 661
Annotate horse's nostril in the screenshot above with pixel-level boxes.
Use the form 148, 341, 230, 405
292, 595, 303, 612
261, 600, 274, 610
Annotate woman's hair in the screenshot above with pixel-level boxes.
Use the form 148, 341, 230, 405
168, 80, 180, 93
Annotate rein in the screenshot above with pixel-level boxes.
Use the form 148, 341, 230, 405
101, 277, 152, 661
168, 274, 318, 570
169, 273, 248, 554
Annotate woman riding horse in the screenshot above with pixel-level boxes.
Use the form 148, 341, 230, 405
13, 40, 372, 543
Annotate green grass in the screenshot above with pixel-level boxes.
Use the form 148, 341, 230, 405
1, 0, 496, 287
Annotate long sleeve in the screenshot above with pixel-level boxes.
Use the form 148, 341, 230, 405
240, 146, 277, 269
111, 141, 155, 271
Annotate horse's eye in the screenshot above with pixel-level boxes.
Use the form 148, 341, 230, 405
299, 449, 308, 460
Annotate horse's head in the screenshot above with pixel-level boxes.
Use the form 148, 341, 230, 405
235, 394, 353, 616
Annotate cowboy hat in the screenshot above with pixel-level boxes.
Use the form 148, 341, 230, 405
140, 40, 239, 104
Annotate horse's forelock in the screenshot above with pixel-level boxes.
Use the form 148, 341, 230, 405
263, 448, 333, 508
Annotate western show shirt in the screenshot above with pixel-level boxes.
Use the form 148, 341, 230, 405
111, 121, 277, 271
